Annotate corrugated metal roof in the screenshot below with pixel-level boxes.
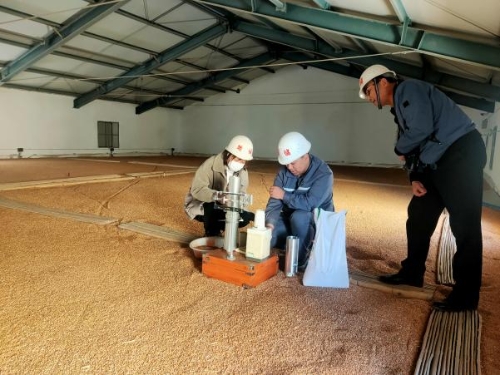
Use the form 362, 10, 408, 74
0, 0, 498, 112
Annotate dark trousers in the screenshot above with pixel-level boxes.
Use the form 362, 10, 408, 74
402, 130, 486, 304
195, 202, 254, 236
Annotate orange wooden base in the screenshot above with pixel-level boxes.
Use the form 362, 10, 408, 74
202, 249, 278, 288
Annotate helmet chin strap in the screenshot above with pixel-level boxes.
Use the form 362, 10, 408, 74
373, 79, 382, 109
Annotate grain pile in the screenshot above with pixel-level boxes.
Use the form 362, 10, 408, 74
0, 156, 499, 374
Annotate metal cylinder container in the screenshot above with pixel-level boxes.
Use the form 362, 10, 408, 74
285, 236, 299, 277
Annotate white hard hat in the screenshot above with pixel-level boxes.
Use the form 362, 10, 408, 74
226, 135, 253, 161
359, 65, 396, 99
277, 132, 311, 165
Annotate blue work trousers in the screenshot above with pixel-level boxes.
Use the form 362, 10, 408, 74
270, 209, 314, 267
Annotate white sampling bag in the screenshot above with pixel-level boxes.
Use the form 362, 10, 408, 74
303, 209, 349, 288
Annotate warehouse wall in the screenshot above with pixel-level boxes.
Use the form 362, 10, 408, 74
0, 88, 181, 158
177, 65, 498, 191
484, 103, 500, 193
178, 65, 489, 165
0, 65, 497, 193
177, 65, 397, 166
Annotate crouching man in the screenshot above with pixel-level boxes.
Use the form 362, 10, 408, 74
265, 131, 334, 270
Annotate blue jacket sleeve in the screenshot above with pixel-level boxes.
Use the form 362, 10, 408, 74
265, 169, 285, 227
282, 168, 333, 211
394, 82, 435, 155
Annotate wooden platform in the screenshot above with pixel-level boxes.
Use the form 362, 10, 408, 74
202, 249, 279, 288
349, 270, 435, 300
119, 221, 197, 243
0, 170, 193, 191
0, 197, 117, 225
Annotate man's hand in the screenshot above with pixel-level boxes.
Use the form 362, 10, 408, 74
269, 186, 285, 200
412, 181, 427, 197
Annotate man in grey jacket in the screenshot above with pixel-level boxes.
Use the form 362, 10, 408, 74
265, 131, 334, 270
359, 64, 487, 311
184, 135, 255, 237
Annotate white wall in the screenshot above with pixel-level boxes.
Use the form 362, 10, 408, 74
176, 65, 498, 191
0, 88, 182, 158
177, 65, 399, 166
483, 103, 500, 193
1, 66, 497, 194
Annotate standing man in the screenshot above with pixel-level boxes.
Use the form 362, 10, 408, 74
358, 64, 487, 311
265, 131, 334, 270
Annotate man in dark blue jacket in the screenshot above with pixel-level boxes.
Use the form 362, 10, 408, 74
359, 64, 487, 312
265, 131, 334, 270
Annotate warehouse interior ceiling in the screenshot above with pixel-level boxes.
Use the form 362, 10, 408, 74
0, 0, 498, 114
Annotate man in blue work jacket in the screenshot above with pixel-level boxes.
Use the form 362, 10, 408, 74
265, 131, 334, 270
359, 64, 487, 312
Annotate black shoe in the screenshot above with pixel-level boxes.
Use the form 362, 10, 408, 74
378, 273, 423, 288
432, 298, 477, 312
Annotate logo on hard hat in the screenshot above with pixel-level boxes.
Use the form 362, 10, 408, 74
359, 77, 363, 85
284, 149, 291, 156
248, 149, 253, 155
236, 145, 243, 151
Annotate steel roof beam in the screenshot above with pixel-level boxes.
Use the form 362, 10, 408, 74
234, 20, 347, 59
181, 0, 232, 21
174, 59, 248, 83
233, 21, 500, 103
183, 0, 275, 74
0, 4, 224, 83
20, 67, 180, 97
177, 96, 205, 102
388, 0, 412, 45
136, 52, 275, 114
229, 77, 250, 84
388, 0, 410, 24
281, 51, 353, 76
165, 105, 184, 110
304, 28, 343, 54
313, 0, 330, 10
198, 0, 500, 70
74, 23, 227, 108
0, 31, 199, 90
86, 33, 229, 82
0, 62, 169, 104
0, 5, 59, 28
1, 83, 141, 105
206, 86, 226, 93
0, 25, 226, 99
0, 0, 130, 84
113, 8, 238, 61
112, 6, 274, 74
442, 91, 494, 113
282, 51, 495, 113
